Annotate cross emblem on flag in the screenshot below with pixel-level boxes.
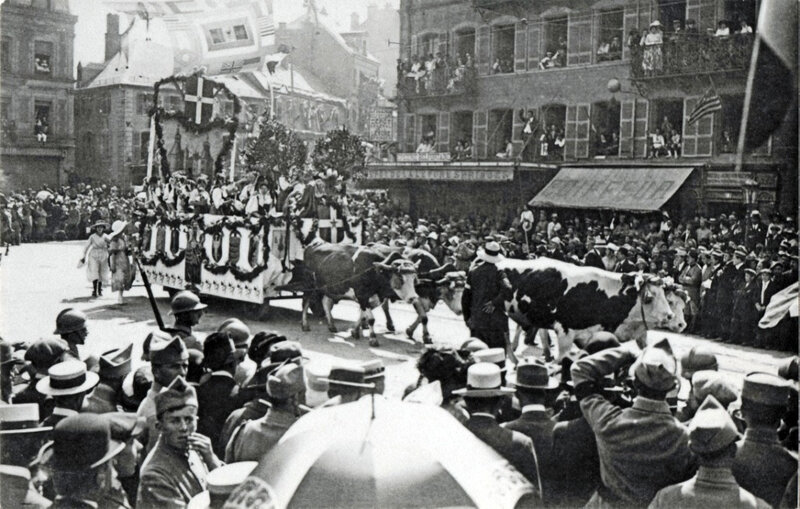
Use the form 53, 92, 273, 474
184, 76, 216, 124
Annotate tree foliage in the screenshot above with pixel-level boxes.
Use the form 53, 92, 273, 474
311, 128, 366, 180
242, 114, 307, 186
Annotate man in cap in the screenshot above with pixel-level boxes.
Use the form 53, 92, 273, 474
732, 373, 798, 508
138, 377, 222, 509
53, 308, 98, 370
12, 337, 67, 414
455, 362, 540, 488
138, 331, 189, 451
196, 332, 244, 457
650, 396, 769, 508
84, 343, 133, 414
327, 365, 369, 403
37, 360, 99, 428
1, 464, 51, 508
0, 404, 53, 467
48, 414, 128, 509
717, 246, 747, 341
745, 210, 767, 250
217, 318, 253, 388
678, 248, 703, 333
677, 370, 739, 423
225, 362, 305, 463
462, 241, 513, 352
166, 290, 207, 351
503, 358, 568, 505
584, 237, 607, 269
680, 346, 719, 382
571, 339, 696, 506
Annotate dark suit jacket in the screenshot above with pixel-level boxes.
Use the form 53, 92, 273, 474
584, 251, 605, 270
196, 372, 244, 457
462, 262, 512, 332
465, 414, 540, 488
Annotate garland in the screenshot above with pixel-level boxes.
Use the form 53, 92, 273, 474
329, 200, 359, 242
140, 250, 186, 267
151, 72, 242, 179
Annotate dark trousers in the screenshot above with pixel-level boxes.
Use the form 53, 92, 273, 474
469, 328, 507, 350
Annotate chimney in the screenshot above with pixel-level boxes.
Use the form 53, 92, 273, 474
350, 12, 360, 30
105, 13, 121, 62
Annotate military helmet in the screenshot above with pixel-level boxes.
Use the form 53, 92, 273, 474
169, 291, 208, 315
54, 308, 88, 335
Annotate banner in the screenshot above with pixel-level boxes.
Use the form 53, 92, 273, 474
368, 109, 395, 142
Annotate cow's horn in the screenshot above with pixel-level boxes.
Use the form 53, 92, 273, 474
373, 261, 392, 271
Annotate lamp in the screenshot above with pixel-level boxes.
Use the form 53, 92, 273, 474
742, 178, 759, 206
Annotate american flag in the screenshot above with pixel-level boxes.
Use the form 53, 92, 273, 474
688, 88, 722, 126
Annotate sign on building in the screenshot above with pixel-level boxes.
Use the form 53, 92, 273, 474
368, 109, 395, 141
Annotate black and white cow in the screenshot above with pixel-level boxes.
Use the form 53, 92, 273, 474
498, 257, 674, 360
300, 241, 418, 346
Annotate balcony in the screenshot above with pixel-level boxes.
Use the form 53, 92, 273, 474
397, 63, 477, 99
630, 32, 754, 81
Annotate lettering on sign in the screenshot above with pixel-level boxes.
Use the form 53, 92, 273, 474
367, 167, 514, 181
368, 110, 395, 141
396, 152, 452, 162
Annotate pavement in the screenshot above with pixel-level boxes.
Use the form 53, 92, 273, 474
1, 240, 794, 400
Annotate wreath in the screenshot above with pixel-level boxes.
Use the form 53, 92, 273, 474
311, 128, 366, 181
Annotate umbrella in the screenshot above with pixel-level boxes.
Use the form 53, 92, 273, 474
223, 398, 538, 508
35, 190, 53, 201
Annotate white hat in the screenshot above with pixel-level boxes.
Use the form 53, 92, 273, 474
453, 363, 515, 398
110, 220, 128, 238
36, 360, 99, 397
477, 241, 504, 264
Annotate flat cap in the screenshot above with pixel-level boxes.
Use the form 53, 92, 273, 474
692, 370, 739, 409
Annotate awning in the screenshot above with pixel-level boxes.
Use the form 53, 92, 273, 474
529, 167, 694, 212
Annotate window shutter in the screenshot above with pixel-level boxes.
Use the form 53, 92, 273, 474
410, 34, 418, 59
567, 13, 593, 66
623, 6, 640, 60
476, 25, 491, 75
514, 21, 527, 72
404, 113, 416, 152
619, 99, 636, 157
473, 110, 488, 159
682, 97, 714, 157
415, 115, 423, 149
637, 1, 654, 34
634, 99, 649, 157
511, 108, 524, 155
526, 19, 540, 69
439, 31, 450, 60
437, 112, 450, 153
686, 0, 717, 33
565, 105, 577, 159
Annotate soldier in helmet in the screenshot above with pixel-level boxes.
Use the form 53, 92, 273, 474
166, 290, 207, 351
54, 308, 98, 371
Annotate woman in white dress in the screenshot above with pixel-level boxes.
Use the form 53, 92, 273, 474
80, 221, 111, 297
108, 220, 133, 304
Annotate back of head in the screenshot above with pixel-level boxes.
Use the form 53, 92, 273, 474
203, 332, 236, 372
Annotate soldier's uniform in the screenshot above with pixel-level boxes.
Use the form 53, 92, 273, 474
571, 341, 696, 506
83, 343, 132, 414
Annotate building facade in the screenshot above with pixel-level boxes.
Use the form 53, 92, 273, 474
349, 3, 401, 98
74, 16, 348, 187
364, 0, 796, 218
0, 0, 76, 191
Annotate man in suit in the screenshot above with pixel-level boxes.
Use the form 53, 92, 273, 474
733, 373, 798, 508
614, 245, 637, 273
455, 362, 541, 491
678, 249, 703, 333
754, 268, 779, 348
650, 395, 770, 508
571, 339, 696, 506
12, 337, 67, 416
583, 237, 607, 270
36, 360, 99, 428
717, 247, 747, 341
462, 241, 513, 352
503, 359, 565, 505
196, 332, 243, 457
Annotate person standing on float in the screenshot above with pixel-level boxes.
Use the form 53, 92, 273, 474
80, 221, 111, 297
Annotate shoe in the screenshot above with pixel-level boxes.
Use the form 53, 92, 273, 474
92, 281, 98, 297
98, 283, 103, 296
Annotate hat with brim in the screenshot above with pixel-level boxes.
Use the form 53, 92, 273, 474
109, 220, 128, 238
649, 20, 663, 28
90, 221, 109, 230
509, 360, 559, 390
477, 241, 504, 264
453, 362, 515, 398
43, 414, 125, 472
0, 404, 52, 435
36, 360, 99, 397
187, 461, 259, 509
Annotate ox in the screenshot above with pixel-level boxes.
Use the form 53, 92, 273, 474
378, 249, 466, 343
498, 258, 674, 360
300, 241, 419, 347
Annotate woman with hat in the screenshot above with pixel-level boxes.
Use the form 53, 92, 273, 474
640, 20, 664, 75
108, 220, 133, 305
729, 267, 760, 346
79, 220, 111, 298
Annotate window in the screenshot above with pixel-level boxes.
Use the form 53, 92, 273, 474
137, 93, 153, 115
1, 37, 11, 73
651, 99, 683, 157
488, 108, 513, 158
418, 33, 439, 59
34, 40, 53, 75
139, 131, 151, 163
491, 24, 515, 74
658, 0, 687, 32
723, 0, 757, 29
454, 28, 476, 64
417, 114, 437, 150
34, 101, 51, 135
719, 94, 742, 153
166, 95, 182, 112
591, 100, 621, 156
233, 25, 248, 41
542, 16, 567, 67
209, 28, 225, 44
99, 94, 111, 115
681, 96, 713, 157
540, 104, 566, 160
451, 110, 474, 158
31, 0, 52, 9
596, 10, 623, 62
220, 100, 234, 118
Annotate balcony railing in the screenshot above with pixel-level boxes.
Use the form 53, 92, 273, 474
397, 64, 477, 98
631, 32, 754, 79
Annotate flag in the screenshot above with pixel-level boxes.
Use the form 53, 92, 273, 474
739, 0, 798, 151
183, 76, 217, 124
759, 282, 799, 329
687, 88, 722, 126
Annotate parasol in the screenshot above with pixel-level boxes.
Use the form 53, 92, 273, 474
35, 190, 53, 201
223, 398, 537, 509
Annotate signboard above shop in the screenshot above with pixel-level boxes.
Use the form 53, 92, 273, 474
368, 109, 396, 142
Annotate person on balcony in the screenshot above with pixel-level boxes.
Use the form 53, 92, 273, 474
641, 21, 664, 75
496, 138, 513, 159
668, 129, 682, 158
738, 18, 753, 34
648, 129, 668, 158
538, 51, 556, 70
714, 20, 731, 37
686, 19, 699, 35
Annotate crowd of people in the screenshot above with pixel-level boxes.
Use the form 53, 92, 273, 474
397, 51, 478, 96
0, 289, 797, 507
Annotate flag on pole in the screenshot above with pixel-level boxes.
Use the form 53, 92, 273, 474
738, 0, 798, 152
759, 282, 799, 329
687, 88, 722, 126
183, 76, 216, 124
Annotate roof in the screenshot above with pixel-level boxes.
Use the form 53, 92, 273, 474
286, 10, 379, 65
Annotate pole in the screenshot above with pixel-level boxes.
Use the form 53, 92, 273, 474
135, 257, 165, 330
229, 134, 237, 182
145, 115, 156, 180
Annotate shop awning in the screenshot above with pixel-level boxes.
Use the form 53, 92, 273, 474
529, 167, 695, 212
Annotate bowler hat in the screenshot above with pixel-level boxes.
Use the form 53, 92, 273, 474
36, 360, 99, 397
689, 395, 740, 454
269, 340, 305, 363
155, 376, 198, 416
453, 362, 515, 398
169, 290, 207, 315
98, 343, 133, 380
54, 308, 87, 335
509, 359, 559, 390
632, 338, 677, 391
778, 356, 799, 382
50, 414, 124, 472
741, 372, 791, 406
248, 332, 285, 363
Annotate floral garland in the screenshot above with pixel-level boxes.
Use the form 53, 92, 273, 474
140, 250, 186, 267
151, 72, 242, 179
